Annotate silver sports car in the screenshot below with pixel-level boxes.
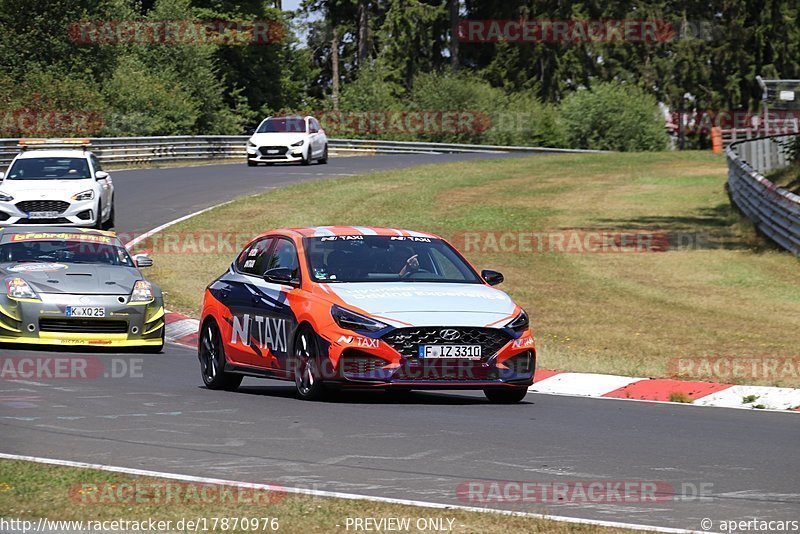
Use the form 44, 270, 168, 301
0, 227, 164, 351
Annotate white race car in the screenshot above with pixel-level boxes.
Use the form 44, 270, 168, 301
246, 115, 328, 166
0, 139, 115, 229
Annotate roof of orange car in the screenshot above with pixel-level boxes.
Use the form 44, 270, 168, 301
286, 226, 440, 238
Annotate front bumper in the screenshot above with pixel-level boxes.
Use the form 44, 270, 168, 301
318, 325, 536, 389
0, 293, 164, 348
246, 145, 305, 163
0, 198, 97, 226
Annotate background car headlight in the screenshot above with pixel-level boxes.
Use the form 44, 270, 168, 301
71, 189, 94, 201
291, 140, 305, 147
0, 192, 13, 202
6, 278, 38, 300
331, 305, 389, 332
505, 309, 529, 332
130, 280, 154, 303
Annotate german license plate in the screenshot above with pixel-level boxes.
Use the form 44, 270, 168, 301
28, 211, 60, 219
66, 306, 105, 318
419, 345, 482, 359
267, 149, 279, 154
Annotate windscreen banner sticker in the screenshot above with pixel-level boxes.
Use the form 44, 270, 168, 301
10, 232, 113, 244
7, 262, 68, 273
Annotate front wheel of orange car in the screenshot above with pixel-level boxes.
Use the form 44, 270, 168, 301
293, 328, 327, 401
199, 321, 243, 391
483, 387, 528, 404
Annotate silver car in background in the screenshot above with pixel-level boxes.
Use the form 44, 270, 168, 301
0, 227, 164, 351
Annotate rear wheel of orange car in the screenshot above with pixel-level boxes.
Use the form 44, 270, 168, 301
199, 321, 243, 391
293, 327, 327, 401
483, 387, 528, 404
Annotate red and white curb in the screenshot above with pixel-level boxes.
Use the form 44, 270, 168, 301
164, 311, 799, 413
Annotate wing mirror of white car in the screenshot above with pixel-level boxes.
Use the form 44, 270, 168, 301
0, 172, 4, 180
133, 254, 154, 268
95, 170, 109, 180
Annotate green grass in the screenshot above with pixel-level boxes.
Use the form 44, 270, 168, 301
766, 162, 800, 194
142, 151, 800, 386
0, 460, 648, 534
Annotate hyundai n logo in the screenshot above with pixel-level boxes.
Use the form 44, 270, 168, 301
439, 329, 461, 341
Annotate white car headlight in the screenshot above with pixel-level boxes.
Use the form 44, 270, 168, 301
291, 140, 305, 147
71, 189, 94, 201
130, 280, 154, 303
6, 277, 38, 300
0, 192, 13, 202
247, 141, 256, 148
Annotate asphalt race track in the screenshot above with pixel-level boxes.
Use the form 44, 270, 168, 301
2, 154, 799, 532
111, 153, 518, 236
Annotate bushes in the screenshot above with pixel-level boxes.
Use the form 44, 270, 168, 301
328, 73, 669, 150
560, 82, 669, 151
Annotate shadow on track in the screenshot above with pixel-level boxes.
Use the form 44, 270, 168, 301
229, 385, 535, 406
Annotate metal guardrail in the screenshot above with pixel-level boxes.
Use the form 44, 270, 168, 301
726, 134, 800, 255
0, 136, 602, 167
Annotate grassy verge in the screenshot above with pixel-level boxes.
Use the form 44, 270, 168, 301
766, 162, 800, 194
0, 460, 648, 534
144, 151, 800, 387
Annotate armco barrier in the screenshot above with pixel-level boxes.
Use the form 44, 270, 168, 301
726, 134, 800, 255
0, 136, 604, 167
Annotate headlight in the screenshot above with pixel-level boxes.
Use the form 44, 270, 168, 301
0, 192, 13, 202
291, 140, 304, 147
71, 189, 94, 201
247, 141, 256, 148
130, 280, 154, 303
6, 277, 38, 300
331, 305, 389, 332
505, 310, 529, 332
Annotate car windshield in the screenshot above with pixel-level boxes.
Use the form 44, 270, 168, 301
305, 235, 481, 283
0, 240, 134, 267
257, 117, 307, 134
6, 157, 92, 180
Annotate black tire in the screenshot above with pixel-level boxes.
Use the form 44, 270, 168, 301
483, 387, 529, 404
247, 159, 258, 167
300, 148, 311, 166
102, 198, 115, 230
93, 201, 103, 229
293, 327, 327, 400
319, 145, 328, 164
199, 321, 243, 391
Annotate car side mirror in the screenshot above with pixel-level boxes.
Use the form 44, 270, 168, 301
264, 267, 298, 286
0, 172, 4, 180
481, 269, 504, 286
134, 254, 154, 268
95, 170, 109, 181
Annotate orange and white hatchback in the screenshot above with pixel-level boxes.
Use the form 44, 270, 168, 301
198, 226, 535, 402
